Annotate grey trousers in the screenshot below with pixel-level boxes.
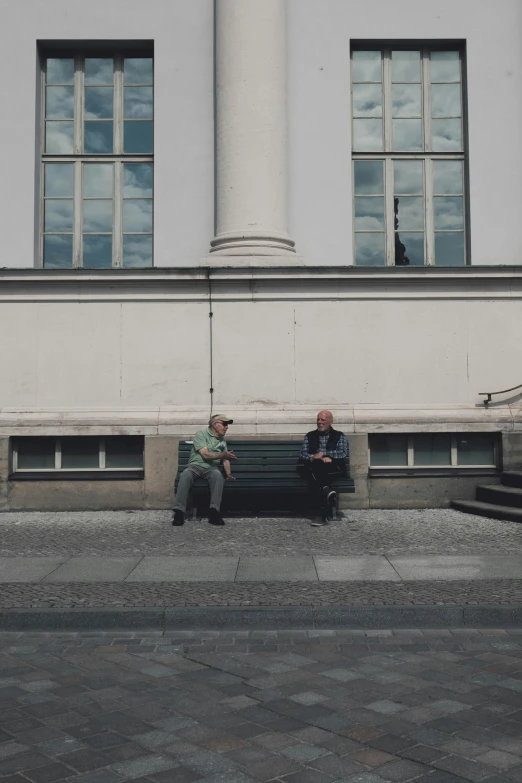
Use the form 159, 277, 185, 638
173, 464, 225, 513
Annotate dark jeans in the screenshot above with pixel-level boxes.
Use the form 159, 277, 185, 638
298, 460, 345, 513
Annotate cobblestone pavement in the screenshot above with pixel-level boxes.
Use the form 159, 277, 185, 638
3, 629, 522, 782
0, 510, 520, 558
2, 580, 522, 608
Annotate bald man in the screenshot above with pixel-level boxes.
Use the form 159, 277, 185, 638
297, 410, 348, 526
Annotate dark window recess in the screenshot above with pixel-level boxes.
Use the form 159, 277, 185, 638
369, 432, 499, 471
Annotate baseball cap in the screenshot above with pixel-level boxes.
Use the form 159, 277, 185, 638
214, 414, 234, 424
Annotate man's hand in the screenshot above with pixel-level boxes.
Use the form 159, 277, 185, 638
225, 450, 237, 460
225, 474, 236, 481
322, 457, 332, 463
310, 451, 324, 461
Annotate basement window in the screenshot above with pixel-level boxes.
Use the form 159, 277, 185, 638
10, 436, 144, 480
369, 433, 500, 476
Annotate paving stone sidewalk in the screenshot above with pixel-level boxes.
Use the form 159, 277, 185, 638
2, 628, 522, 782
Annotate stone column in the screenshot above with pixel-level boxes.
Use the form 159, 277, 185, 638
210, 0, 296, 258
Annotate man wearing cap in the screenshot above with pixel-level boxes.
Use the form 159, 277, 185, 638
172, 414, 236, 527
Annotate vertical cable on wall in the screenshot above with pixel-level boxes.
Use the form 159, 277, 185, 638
207, 269, 214, 416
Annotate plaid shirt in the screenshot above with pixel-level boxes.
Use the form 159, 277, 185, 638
299, 430, 348, 461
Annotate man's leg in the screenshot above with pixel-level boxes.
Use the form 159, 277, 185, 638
300, 462, 329, 522
173, 465, 203, 525
203, 467, 225, 525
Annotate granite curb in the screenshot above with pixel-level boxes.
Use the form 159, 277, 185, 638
2, 603, 522, 630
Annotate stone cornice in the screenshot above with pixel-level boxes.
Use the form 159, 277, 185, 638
0, 266, 522, 302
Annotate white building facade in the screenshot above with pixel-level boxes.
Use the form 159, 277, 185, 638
0, 0, 521, 510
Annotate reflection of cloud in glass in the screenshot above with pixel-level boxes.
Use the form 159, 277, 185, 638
124, 121, 153, 153
355, 198, 384, 230
432, 84, 461, 117
395, 197, 424, 230
46, 86, 74, 119
123, 164, 153, 197
432, 119, 462, 151
44, 235, 73, 268
433, 161, 463, 195
123, 200, 153, 233
84, 58, 114, 84
355, 233, 385, 265
124, 87, 153, 119
353, 119, 382, 151
352, 51, 382, 82
352, 84, 382, 117
392, 119, 422, 151
83, 164, 113, 198
124, 58, 153, 84
392, 84, 421, 117
394, 161, 423, 195
396, 232, 424, 265
83, 235, 112, 268
84, 122, 113, 153
354, 161, 383, 195
434, 197, 464, 230
123, 236, 153, 267
83, 200, 113, 233
45, 199, 73, 232
435, 232, 465, 265
84, 87, 113, 119
431, 51, 460, 83
45, 121, 74, 153
45, 163, 74, 197
391, 50, 421, 82
46, 59, 74, 84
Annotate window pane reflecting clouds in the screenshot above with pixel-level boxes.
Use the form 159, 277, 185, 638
123, 236, 153, 267
353, 84, 382, 117
370, 434, 408, 466
84, 59, 114, 84
123, 200, 153, 233
432, 118, 462, 151
46, 86, 74, 119
124, 121, 153, 153
44, 235, 73, 268
392, 84, 422, 118
83, 200, 113, 233
45, 121, 74, 153
435, 231, 465, 265
83, 235, 113, 268
434, 197, 463, 230
84, 121, 113, 153
355, 233, 385, 265
432, 84, 461, 117
431, 51, 460, 82
395, 232, 424, 265
46, 59, 74, 84
84, 87, 113, 119
352, 51, 382, 82
355, 197, 384, 230
392, 119, 422, 151
124, 87, 153, 119
414, 434, 451, 465
395, 197, 423, 230
353, 119, 382, 151
433, 161, 463, 194
124, 58, 153, 84
391, 50, 421, 82
45, 200, 73, 232
45, 164, 74, 197
394, 161, 423, 194
83, 164, 113, 198
457, 434, 495, 466
123, 164, 153, 197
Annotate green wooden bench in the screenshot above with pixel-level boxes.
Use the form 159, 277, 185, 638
175, 439, 354, 516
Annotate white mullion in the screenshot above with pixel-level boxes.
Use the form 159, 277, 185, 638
384, 158, 395, 266
12, 442, 18, 472
383, 49, 392, 152
74, 56, 83, 155
451, 435, 458, 467
423, 48, 432, 152
100, 438, 106, 469
114, 55, 123, 156
113, 162, 123, 267
407, 436, 414, 467
73, 161, 82, 268
56, 439, 62, 470
425, 157, 434, 265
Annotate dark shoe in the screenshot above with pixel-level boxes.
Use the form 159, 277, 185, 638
172, 510, 184, 526
311, 515, 329, 527
208, 508, 225, 526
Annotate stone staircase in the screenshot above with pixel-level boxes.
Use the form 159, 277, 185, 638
452, 471, 522, 522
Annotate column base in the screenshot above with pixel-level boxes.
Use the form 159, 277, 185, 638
201, 254, 303, 267
209, 231, 296, 256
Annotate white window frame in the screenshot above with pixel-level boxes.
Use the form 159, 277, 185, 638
352, 46, 467, 267
368, 434, 499, 470
12, 436, 144, 473
39, 52, 154, 269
